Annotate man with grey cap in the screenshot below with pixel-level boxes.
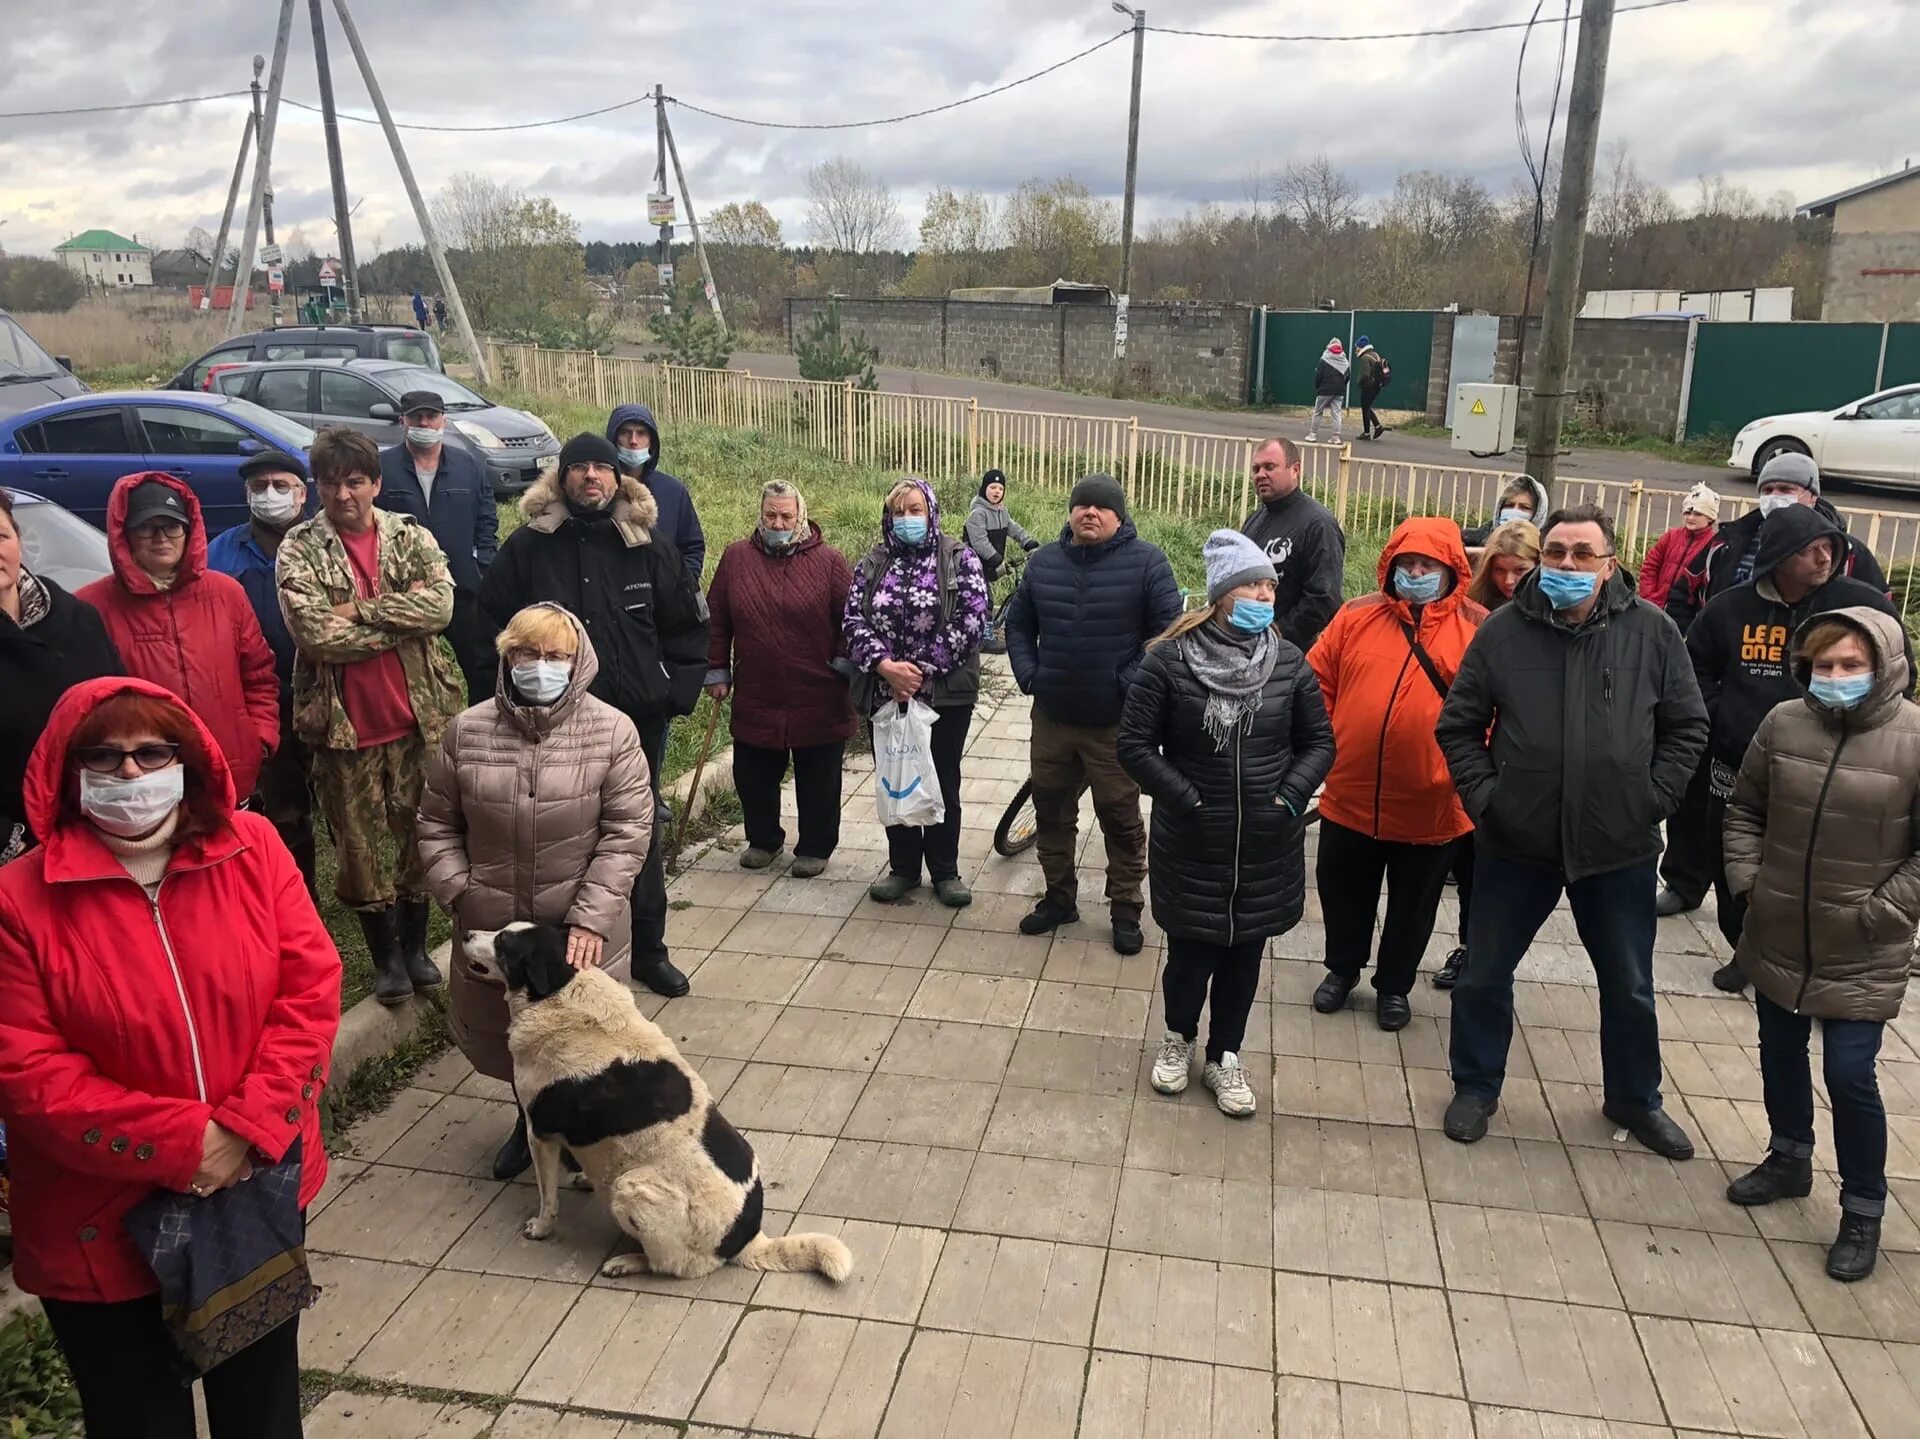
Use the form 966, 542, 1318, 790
377, 388, 499, 701
1683, 451, 1888, 608
1006, 473, 1181, 955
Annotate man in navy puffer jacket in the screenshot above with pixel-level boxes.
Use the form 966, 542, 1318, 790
1006, 474, 1183, 955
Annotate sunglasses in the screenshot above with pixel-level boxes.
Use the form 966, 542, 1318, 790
75, 742, 180, 775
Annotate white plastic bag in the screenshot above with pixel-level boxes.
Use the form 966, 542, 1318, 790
873, 699, 945, 828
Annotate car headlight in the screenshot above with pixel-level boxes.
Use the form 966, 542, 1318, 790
452, 419, 504, 450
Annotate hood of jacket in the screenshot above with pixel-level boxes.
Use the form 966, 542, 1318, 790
1499, 476, 1549, 522
1375, 516, 1473, 611
23, 674, 237, 849
1511, 559, 1638, 628
1318, 345, 1350, 375
1753, 502, 1846, 586
881, 478, 945, 554
605, 402, 661, 479
519, 467, 660, 544
1792, 604, 1913, 728
104, 471, 207, 595
494, 602, 601, 739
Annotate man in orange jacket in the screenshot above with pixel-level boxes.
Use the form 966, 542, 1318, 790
1307, 516, 1486, 1030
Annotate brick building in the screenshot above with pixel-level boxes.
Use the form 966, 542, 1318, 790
1803, 164, 1920, 323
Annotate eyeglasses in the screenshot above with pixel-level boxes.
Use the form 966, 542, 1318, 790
75, 742, 180, 774
131, 520, 186, 540
506, 648, 574, 665
1540, 545, 1615, 567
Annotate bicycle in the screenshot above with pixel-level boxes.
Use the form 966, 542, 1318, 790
978, 548, 1029, 655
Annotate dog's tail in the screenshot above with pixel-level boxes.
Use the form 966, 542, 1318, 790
732, 1231, 854, 1282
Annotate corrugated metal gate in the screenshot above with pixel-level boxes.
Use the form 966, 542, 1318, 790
1255, 309, 1434, 413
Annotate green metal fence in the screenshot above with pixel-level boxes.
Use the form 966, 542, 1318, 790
1254, 309, 1434, 413
1683, 322, 1887, 440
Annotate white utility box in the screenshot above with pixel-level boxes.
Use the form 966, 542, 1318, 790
1451, 383, 1519, 454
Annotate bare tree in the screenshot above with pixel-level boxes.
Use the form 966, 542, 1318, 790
805, 158, 903, 254
432, 172, 524, 255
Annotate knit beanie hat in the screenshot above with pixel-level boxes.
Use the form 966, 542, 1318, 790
1355, 334, 1371, 350
1757, 451, 1820, 497
1069, 473, 1128, 521
558, 432, 620, 476
1681, 483, 1721, 521
1327, 338, 1344, 355
978, 468, 1008, 499
1204, 528, 1277, 603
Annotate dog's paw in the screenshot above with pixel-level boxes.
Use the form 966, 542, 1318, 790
568, 1171, 595, 1192
599, 1252, 650, 1278
522, 1215, 555, 1241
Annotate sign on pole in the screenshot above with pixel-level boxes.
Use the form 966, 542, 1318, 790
267, 268, 286, 294
259, 242, 283, 266
647, 192, 676, 226
658, 262, 675, 289
1112, 294, 1131, 360
317, 260, 339, 283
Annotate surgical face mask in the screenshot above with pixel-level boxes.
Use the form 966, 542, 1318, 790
759, 525, 796, 550
1758, 493, 1801, 518
247, 486, 302, 526
1537, 567, 1600, 610
1497, 507, 1532, 526
1809, 673, 1874, 710
892, 515, 929, 546
617, 446, 651, 470
511, 659, 572, 705
1227, 597, 1275, 632
79, 765, 185, 839
406, 426, 442, 449
1393, 568, 1444, 604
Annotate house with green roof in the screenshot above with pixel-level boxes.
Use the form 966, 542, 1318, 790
54, 229, 153, 288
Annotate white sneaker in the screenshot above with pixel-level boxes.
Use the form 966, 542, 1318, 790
1303, 432, 1318, 443
1151, 1032, 1194, 1094
1203, 1053, 1257, 1117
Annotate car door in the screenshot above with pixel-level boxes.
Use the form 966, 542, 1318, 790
135, 403, 257, 532
251, 367, 321, 431
1821, 388, 1920, 484
0, 406, 145, 525
317, 369, 403, 444
184, 342, 255, 391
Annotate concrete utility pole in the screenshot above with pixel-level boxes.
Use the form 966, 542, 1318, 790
1111, 3, 1146, 392
662, 109, 727, 334
250, 53, 284, 327
327, 0, 491, 384
309, 0, 361, 320
655, 83, 673, 315
1522, 0, 1617, 496
226, 3, 295, 337
201, 109, 255, 309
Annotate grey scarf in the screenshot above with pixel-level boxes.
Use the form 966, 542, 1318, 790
1179, 620, 1277, 750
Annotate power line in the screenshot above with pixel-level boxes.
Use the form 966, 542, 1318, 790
0, 89, 249, 120
1148, 0, 1694, 42
277, 91, 655, 132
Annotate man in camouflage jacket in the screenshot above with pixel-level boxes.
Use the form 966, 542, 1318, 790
278, 426, 466, 1004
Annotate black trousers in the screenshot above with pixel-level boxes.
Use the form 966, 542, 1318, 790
1163, 935, 1266, 1062
41, 1294, 302, 1439
1359, 383, 1384, 435
733, 739, 847, 860
1316, 818, 1460, 997
1451, 833, 1475, 945
877, 703, 972, 884
255, 714, 317, 903
1658, 755, 1716, 907
629, 711, 672, 960
448, 587, 501, 706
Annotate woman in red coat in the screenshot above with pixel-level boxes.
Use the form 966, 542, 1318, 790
705, 480, 856, 877
78, 472, 280, 804
0, 676, 340, 1438
1637, 483, 1719, 632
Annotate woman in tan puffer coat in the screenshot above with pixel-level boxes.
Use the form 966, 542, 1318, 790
1721, 605, 1920, 1284
415, 602, 654, 1179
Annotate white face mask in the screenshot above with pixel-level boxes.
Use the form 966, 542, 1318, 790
248, 486, 302, 527
80, 765, 185, 839
1758, 493, 1800, 518
511, 659, 572, 704
616, 445, 651, 470
406, 426, 443, 449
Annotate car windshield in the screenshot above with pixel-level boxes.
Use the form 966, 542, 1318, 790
380, 367, 488, 411
219, 396, 316, 449
0, 315, 63, 383
14, 499, 111, 592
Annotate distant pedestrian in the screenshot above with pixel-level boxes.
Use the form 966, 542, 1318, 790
1639, 484, 1719, 631
1119, 529, 1334, 1116
411, 288, 429, 330
963, 469, 1039, 585
433, 295, 448, 331
1353, 336, 1392, 441
1240, 438, 1345, 652
1462, 476, 1547, 557
1305, 338, 1349, 443
1721, 607, 1920, 1283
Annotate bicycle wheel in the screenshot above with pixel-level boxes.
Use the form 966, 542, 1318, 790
993, 779, 1040, 857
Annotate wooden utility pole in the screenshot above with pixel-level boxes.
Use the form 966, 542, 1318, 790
327, 0, 490, 384
654, 84, 673, 315
1522, 0, 1617, 496
226, 4, 295, 337
1112, 3, 1146, 395
201, 108, 254, 310
249, 56, 283, 327
661, 109, 727, 334
309, 0, 361, 320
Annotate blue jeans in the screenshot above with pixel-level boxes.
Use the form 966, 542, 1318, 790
1754, 991, 1888, 1218
1449, 852, 1663, 1110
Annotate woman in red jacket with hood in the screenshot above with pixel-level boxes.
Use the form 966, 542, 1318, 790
0, 677, 340, 1438
78, 472, 280, 804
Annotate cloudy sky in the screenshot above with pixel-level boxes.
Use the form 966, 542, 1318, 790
2, 0, 1913, 261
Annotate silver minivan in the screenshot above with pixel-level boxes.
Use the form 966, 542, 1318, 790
0, 310, 89, 421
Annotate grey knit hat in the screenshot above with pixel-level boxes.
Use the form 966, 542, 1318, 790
1204, 528, 1277, 603
1757, 450, 1820, 497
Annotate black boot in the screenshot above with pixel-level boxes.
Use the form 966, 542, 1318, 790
1726, 1151, 1814, 1207
397, 896, 444, 991
634, 951, 690, 998
1828, 1212, 1881, 1282
1314, 972, 1358, 1014
287, 836, 321, 910
492, 1112, 531, 1180
358, 907, 411, 1006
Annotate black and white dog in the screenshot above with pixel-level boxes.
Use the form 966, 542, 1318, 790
465, 921, 853, 1282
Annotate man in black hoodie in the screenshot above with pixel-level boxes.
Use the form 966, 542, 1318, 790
1241, 438, 1345, 652
1683, 503, 1910, 990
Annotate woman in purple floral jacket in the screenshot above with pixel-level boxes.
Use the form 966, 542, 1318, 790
844, 478, 990, 908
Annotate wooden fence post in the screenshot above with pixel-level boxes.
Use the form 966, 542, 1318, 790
1335, 443, 1352, 528
1125, 418, 1141, 500
1624, 481, 1646, 562
843, 380, 856, 466
966, 399, 979, 478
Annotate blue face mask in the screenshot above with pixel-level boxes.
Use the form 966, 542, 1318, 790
1228, 598, 1274, 632
759, 525, 795, 550
1537, 567, 1600, 610
1393, 568, 1444, 604
616, 446, 650, 470
892, 515, 929, 546
1497, 507, 1531, 526
1809, 673, 1874, 710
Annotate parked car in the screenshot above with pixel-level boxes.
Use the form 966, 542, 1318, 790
0, 391, 314, 533
7, 490, 110, 591
1727, 383, 1920, 487
214, 358, 558, 497
0, 310, 88, 420
167, 323, 442, 392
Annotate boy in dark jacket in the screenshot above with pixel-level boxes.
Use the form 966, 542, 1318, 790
1353, 337, 1391, 441
607, 402, 706, 585
1241, 438, 1346, 652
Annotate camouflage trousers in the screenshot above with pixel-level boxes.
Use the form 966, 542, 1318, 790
312, 732, 429, 911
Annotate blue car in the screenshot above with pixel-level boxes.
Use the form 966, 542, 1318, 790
0, 391, 315, 533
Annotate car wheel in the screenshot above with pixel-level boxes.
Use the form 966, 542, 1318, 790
1753, 436, 1809, 475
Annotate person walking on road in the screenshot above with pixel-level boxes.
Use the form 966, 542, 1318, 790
1639, 484, 1719, 630
1435, 504, 1707, 1156
1119, 530, 1334, 1117
607, 403, 706, 586
705, 481, 856, 878
1305, 338, 1349, 444
1005, 474, 1182, 956
1721, 607, 1920, 1283
432, 295, 448, 331
844, 478, 989, 909
1309, 517, 1486, 1031
411, 288, 429, 330
1241, 438, 1345, 654
1353, 336, 1392, 441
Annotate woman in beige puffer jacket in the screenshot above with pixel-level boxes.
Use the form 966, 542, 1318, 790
416, 602, 654, 1178
1721, 604, 1920, 1283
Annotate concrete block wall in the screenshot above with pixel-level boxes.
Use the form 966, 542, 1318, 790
1822, 232, 1920, 323
1490, 316, 1690, 437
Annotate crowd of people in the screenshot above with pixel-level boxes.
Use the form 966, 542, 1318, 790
0, 390, 1914, 1432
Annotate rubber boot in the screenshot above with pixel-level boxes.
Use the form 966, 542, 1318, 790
287, 835, 321, 910
359, 907, 412, 1007
397, 896, 444, 991
492, 1112, 531, 1181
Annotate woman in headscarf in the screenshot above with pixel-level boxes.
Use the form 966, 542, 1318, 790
843, 478, 990, 909
1118, 529, 1335, 1117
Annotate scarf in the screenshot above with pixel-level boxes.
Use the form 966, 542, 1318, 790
15, 571, 49, 629
1180, 620, 1277, 751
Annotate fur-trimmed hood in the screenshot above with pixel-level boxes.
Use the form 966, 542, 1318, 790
519, 469, 660, 548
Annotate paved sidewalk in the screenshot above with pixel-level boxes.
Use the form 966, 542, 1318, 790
302, 673, 1920, 1437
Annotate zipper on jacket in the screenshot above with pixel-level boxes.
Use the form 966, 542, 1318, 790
1228, 727, 1243, 945
1794, 720, 1849, 1013
1603, 667, 1613, 703
150, 875, 209, 1103
1373, 649, 1415, 837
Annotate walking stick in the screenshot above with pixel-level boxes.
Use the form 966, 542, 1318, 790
669, 701, 725, 867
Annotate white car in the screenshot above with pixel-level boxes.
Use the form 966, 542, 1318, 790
1727, 383, 1920, 486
